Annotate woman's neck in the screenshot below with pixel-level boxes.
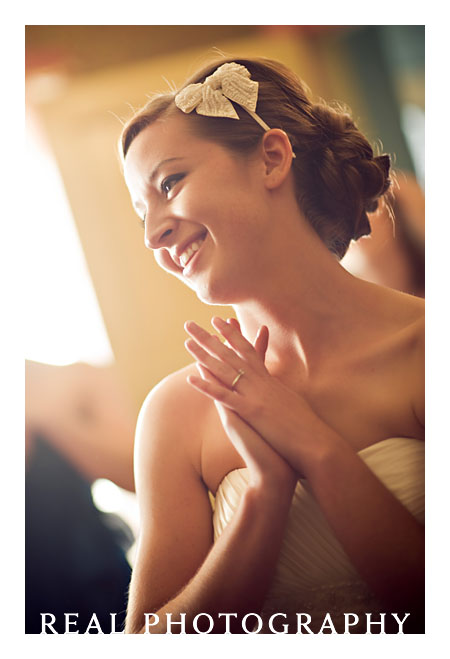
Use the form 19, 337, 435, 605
232, 232, 380, 377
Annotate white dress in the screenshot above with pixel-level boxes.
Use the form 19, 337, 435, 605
213, 437, 424, 633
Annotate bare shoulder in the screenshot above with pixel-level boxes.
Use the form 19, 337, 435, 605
135, 363, 211, 484
128, 364, 216, 626
395, 291, 424, 352
362, 287, 425, 436
373, 283, 424, 339
387, 291, 424, 428
135, 362, 237, 495
388, 286, 424, 326
409, 308, 425, 428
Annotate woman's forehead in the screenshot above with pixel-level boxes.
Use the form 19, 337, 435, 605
125, 114, 211, 172
124, 119, 182, 179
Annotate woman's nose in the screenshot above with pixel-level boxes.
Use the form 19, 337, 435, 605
144, 214, 176, 250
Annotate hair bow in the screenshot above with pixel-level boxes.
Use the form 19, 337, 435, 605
175, 62, 271, 131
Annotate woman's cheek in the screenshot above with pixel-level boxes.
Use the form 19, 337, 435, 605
154, 249, 180, 275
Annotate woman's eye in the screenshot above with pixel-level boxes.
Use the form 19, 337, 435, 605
161, 174, 184, 196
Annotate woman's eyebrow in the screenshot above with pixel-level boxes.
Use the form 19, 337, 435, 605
147, 157, 185, 186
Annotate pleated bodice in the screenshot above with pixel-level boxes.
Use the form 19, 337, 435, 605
213, 437, 424, 633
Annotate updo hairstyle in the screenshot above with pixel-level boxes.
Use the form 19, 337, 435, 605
120, 56, 392, 259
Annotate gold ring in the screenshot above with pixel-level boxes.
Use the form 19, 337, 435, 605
231, 369, 245, 390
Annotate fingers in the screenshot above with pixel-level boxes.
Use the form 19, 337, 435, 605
185, 338, 236, 388
184, 318, 268, 397
195, 362, 217, 383
213, 402, 296, 488
187, 372, 241, 410
254, 325, 269, 362
185, 321, 243, 371
227, 317, 241, 331
213, 403, 268, 474
211, 317, 262, 367
228, 317, 268, 363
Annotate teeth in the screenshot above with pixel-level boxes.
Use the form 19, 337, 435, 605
180, 237, 205, 267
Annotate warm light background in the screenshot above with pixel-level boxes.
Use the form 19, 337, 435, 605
25, 25, 425, 417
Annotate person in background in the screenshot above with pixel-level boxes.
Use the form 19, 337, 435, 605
341, 172, 424, 298
25, 360, 136, 633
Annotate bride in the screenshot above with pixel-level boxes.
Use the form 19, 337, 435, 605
120, 57, 424, 633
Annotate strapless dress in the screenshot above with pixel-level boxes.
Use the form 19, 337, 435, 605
212, 437, 424, 633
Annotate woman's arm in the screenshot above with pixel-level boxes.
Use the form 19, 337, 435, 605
126, 369, 297, 634
185, 318, 424, 629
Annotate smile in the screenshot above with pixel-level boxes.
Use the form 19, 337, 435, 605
180, 235, 206, 269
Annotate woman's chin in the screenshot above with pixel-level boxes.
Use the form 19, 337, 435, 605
171, 263, 246, 305
195, 286, 228, 307
194, 279, 244, 307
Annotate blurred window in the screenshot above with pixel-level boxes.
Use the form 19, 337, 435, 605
25, 110, 113, 366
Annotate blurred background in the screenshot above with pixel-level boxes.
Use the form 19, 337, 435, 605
24, 25, 424, 633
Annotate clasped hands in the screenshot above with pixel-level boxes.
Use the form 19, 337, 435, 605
184, 316, 328, 482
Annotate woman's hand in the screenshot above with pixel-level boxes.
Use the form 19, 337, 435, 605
186, 318, 297, 491
185, 317, 338, 477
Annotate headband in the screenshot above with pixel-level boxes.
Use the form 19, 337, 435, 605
174, 62, 271, 131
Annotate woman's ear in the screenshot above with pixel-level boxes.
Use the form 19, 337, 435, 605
261, 129, 295, 190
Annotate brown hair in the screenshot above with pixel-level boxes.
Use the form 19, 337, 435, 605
120, 56, 391, 259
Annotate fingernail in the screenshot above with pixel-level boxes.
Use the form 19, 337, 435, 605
185, 320, 201, 332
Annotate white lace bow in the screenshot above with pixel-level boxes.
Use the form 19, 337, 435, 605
174, 62, 271, 131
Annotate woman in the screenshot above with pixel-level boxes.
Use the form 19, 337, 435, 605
120, 58, 424, 634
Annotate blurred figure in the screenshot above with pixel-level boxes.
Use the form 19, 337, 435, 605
25, 360, 137, 633
341, 172, 424, 297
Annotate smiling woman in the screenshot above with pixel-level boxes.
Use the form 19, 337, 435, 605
119, 56, 424, 634
123, 111, 271, 306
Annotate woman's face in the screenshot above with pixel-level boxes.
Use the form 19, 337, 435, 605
124, 113, 274, 305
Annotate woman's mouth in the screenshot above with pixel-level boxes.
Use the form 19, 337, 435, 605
180, 234, 207, 272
